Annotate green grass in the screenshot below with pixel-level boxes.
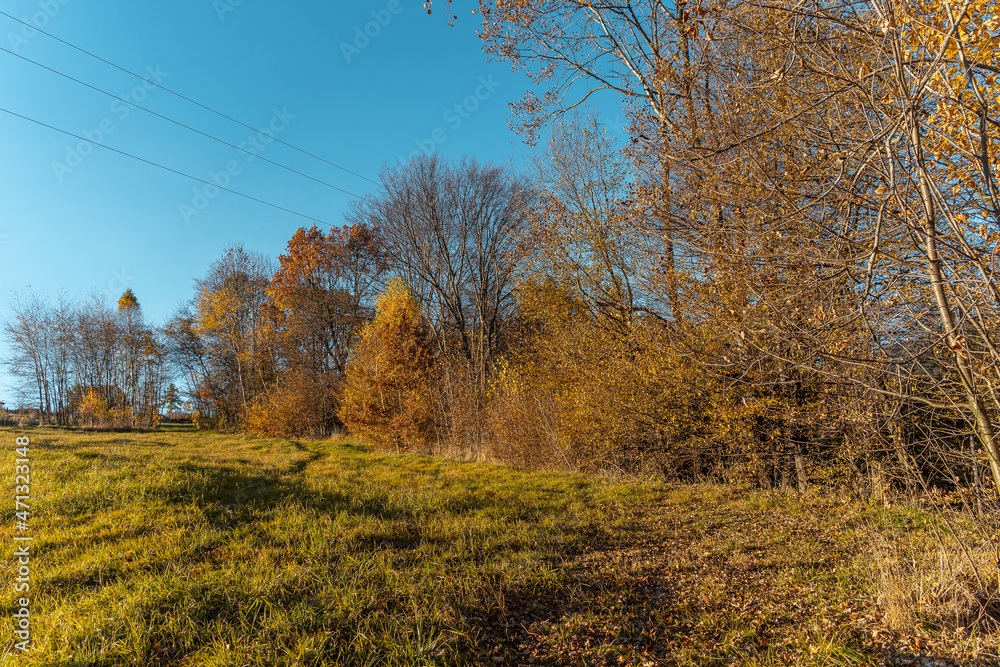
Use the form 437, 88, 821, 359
0, 427, 991, 666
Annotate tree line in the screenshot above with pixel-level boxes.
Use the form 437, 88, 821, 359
6, 0, 1000, 503
3, 289, 169, 428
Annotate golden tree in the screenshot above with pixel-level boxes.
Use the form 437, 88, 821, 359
244, 224, 386, 438
339, 279, 437, 451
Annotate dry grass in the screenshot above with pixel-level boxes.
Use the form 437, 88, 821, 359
871, 518, 1000, 645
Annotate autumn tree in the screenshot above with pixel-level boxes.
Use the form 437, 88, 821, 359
685, 0, 1000, 495
525, 116, 665, 329
77, 387, 110, 428
495, 117, 763, 474
338, 279, 437, 451
168, 245, 275, 429
863, 0, 1000, 494
477, 0, 736, 321
269, 224, 385, 374
473, 2, 835, 481
112, 289, 167, 428
245, 224, 386, 438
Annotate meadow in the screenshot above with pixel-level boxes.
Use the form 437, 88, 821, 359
0, 426, 994, 666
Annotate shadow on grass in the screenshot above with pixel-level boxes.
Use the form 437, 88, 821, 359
150, 453, 539, 543
28, 445, 659, 665
461, 510, 986, 667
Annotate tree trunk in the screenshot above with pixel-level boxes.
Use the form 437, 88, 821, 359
906, 108, 1000, 496
794, 442, 808, 494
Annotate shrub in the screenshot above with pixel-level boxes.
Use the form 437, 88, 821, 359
79, 388, 111, 428
244, 371, 341, 439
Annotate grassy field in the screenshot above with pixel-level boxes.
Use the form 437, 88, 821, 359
0, 427, 994, 666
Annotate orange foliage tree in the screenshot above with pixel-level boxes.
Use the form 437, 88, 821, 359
245, 224, 386, 438
268, 224, 385, 377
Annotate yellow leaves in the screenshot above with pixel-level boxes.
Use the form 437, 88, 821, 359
339, 279, 436, 452
118, 289, 139, 312
78, 387, 110, 423
195, 287, 235, 334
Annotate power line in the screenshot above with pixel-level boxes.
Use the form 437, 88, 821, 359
0, 105, 338, 228
0, 10, 382, 188
0, 46, 365, 199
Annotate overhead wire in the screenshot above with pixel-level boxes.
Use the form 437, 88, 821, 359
0, 105, 338, 228
0, 45, 365, 199
0, 9, 382, 187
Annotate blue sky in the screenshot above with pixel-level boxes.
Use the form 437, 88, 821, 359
0, 0, 630, 404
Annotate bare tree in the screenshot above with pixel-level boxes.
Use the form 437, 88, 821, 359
5, 289, 169, 428
4, 291, 53, 422
348, 154, 530, 381
478, 0, 734, 320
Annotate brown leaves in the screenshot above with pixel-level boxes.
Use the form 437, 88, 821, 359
463, 487, 923, 666
269, 223, 385, 378
949, 335, 968, 358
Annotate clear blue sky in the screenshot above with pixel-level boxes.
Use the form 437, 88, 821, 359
0, 0, 630, 405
